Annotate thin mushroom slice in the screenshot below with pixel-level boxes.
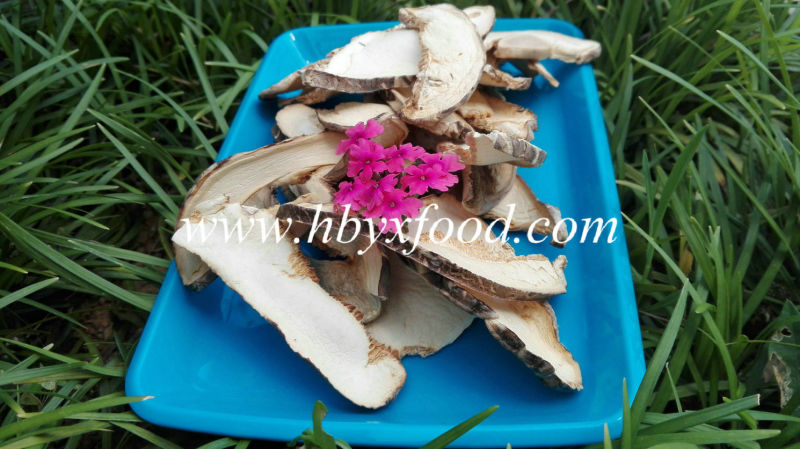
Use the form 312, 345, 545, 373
485, 30, 602, 64
461, 162, 518, 215
310, 245, 388, 324
510, 59, 560, 88
399, 4, 486, 121
484, 174, 556, 233
469, 95, 538, 141
464, 131, 547, 168
275, 104, 325, 139
387, 88, 473, 140
174, 132, 346, 288
479, 63, 532, 90
278, 87, 337, 106
366, 253, 474, 357
276, 201, 568, 302
301, 29, 420, 93
286, 165, 337, 203
317, 102, 395, 132
462, 5, 495, 38
258, 70, 302, 100
172, 204, 406, 408
473, 288, 582, 390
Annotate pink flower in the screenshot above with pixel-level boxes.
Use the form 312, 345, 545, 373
401, 164, 437, 195
346, 119, 384, 141
334, 180, 370, 211
420, 152, 465, 172
347, 139, 388, 178
425, 167, 460, 192
365, 187, 423, 233
383, 143, 427, 173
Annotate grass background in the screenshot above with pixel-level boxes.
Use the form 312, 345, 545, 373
1, 0, 799, 447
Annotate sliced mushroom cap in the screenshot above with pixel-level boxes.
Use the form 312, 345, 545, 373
275, 104, 325, 139
462, 5, 495, 38
470, 95, 538, 141
316, 102, 395, 132
399, 4, 486, 122
258, 70, 302, 100
175, 132, 345, 287
277, 87, 337, 106
387, 88, 473, 140
479, 61, 532, 90
461, 162, 517, 215
464, 131, 546, 168
485, 30, 602, 64
286, 164, 337, 203
302, 29, 420, 93
456, 90, 493, 122
367, 252, 473, 357
310, 245, 388, 324
484, 174, 556, 234
474, 289, 582, 390
172, 204, 406, 408
276, 201, 568, 302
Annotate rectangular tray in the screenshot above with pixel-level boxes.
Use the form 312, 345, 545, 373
126, 18, 645, 448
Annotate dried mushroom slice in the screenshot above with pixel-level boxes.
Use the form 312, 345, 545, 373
286, 165, 337, 203
366, 252, 474, 357
462, 5, 495, 38
172, 204, 406, 408
175, 132, 345, 288
277, 87, 337, 106
387, 88, 473, 140
399, 4, 486, 121
464, 131, 546, 168
479, 61, 532, 90
484, 174, 556, 233
473, 288, 582, 390
316, 102, 395, 132
485, 30, 602, 64
302, 29, 420, 93
277, 201, 568, 302
461, 162, 517, 215
275, 104, 324, 139
258, 70, 302, 100
469, 95, 538, 141
310, 245, 388, 324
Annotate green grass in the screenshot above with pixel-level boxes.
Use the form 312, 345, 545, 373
1, 0, 798, 447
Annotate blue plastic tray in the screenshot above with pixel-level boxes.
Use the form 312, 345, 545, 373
126, 18, 645, 448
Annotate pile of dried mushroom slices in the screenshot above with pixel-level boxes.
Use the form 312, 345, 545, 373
172, 3, 601, 409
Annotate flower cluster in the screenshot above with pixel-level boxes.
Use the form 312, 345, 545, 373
333, 119, 465, 233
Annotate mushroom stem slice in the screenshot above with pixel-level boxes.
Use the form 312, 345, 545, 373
275, 104, 325, 139
175, 132, 345, 287
172, 204, 406, 408
399, 4, 486, 121
387, 88, 473, 140
485, 30, 602, 64
367, 253, 474, 357
461, 162, 518, 215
